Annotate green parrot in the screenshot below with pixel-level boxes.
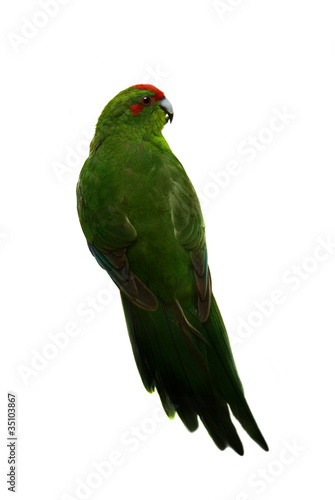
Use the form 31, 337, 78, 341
76, 84, 268, 455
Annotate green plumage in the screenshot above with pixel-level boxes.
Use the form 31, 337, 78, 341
76, 84, 268, 454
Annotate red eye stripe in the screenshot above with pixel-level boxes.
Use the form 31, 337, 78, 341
129, 84, 165, 116
129, 103, 143, 116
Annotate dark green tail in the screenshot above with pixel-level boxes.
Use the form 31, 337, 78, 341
121, 293, 268, 454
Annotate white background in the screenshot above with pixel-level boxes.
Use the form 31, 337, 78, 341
1, 1, 335, 499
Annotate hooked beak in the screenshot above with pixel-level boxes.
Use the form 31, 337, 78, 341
160, 97, 174, 123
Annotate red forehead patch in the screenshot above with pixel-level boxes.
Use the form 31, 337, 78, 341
134, 84, 164, 100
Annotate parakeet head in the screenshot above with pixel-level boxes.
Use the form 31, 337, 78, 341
96, 84, 173, 135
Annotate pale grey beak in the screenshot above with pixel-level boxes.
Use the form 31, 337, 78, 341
160, 97, 174, 123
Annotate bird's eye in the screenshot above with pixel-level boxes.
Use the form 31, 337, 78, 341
141, 96, 152, 105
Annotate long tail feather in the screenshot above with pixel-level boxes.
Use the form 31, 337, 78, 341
121, 292, 268, 454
